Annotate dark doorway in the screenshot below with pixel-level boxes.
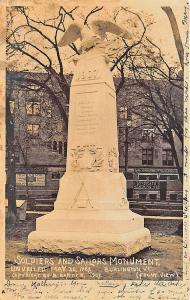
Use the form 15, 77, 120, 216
160, 181, 167, 201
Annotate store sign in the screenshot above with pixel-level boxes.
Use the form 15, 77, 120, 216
16, 166, 48, 173
135, 168, 178, 174
133, 180, 160, 190
16, 174, 46, 186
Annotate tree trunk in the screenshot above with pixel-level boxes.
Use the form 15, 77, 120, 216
6, 87, 17, 224
168, 131, 183, 183
162, 6, 184, 70
25, 148, 29, 202
125, 126, 128, 177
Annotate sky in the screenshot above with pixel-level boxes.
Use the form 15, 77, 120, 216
7, 0, 188, 74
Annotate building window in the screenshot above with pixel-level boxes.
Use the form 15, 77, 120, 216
52, 172, 61, 179
46, 107, 52, 117
142, 128, 154, 142
14, 147, 20, 163
59, 141, 62, 154
52, 141, 57, 152
26, 100, 41, 115
163, 130, 168, 142
9, 100, 15, 114
27, 124, 40, 137
162, 149, 173, 166
170, 194, 178, 201
143, 107, 154, 121
119, 106, 128, 119
139, 194, 147, 201
64, 141, 67, 158
51, 141, 64, 154
119, 127, 125, 136
142, 149, 153, 165
47, 141, 52, 150
127, 109, 132, 121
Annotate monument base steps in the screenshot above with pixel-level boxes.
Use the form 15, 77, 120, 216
28, 208, 151, 256
28, 227, 150, 257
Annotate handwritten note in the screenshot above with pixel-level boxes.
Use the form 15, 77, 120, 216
2, 279, 188, 300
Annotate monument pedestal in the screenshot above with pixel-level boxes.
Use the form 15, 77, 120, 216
28, 172, 151, 256
28, 50, 151, 256
28, 222, 150, 257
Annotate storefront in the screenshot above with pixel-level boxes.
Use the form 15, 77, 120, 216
127, 167, 182, 203
16, 165, 66, 200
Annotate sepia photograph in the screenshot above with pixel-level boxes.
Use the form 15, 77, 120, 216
1, 0, 189, 299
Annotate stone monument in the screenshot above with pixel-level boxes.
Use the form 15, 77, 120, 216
28, 19, 151, 256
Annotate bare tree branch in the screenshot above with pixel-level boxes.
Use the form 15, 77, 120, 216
84, 6, 104, 25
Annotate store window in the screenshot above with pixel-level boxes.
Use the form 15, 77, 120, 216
162, 149, 174, 166
139, 194, 147, 201
16, 173, 45, 186
26, 100, 41, 115
149, 174, 158, 180
139, 174, 158, 180
139, 174, 147, 180
149, 194, 157, 201
52, 172, 61, 179
142, 149, 153, 165
127, 188, 133, 199
159, 174, 178, 180
51, 193, 57, 198
170, 194, 178, 201
169, 175, 178, 180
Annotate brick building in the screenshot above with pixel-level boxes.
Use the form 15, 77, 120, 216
6, 71, 183, 215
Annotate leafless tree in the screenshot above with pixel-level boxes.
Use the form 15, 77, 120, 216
6, 76, 17, 223
162, 6, 184, 70
115, 6, 183, 181
6, 5, 184, 218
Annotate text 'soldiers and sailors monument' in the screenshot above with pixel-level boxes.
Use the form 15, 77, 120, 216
28, 17, 151, 256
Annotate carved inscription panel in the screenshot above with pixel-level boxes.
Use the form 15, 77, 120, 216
76, 68, 99, 81
74, 91, 99, 135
